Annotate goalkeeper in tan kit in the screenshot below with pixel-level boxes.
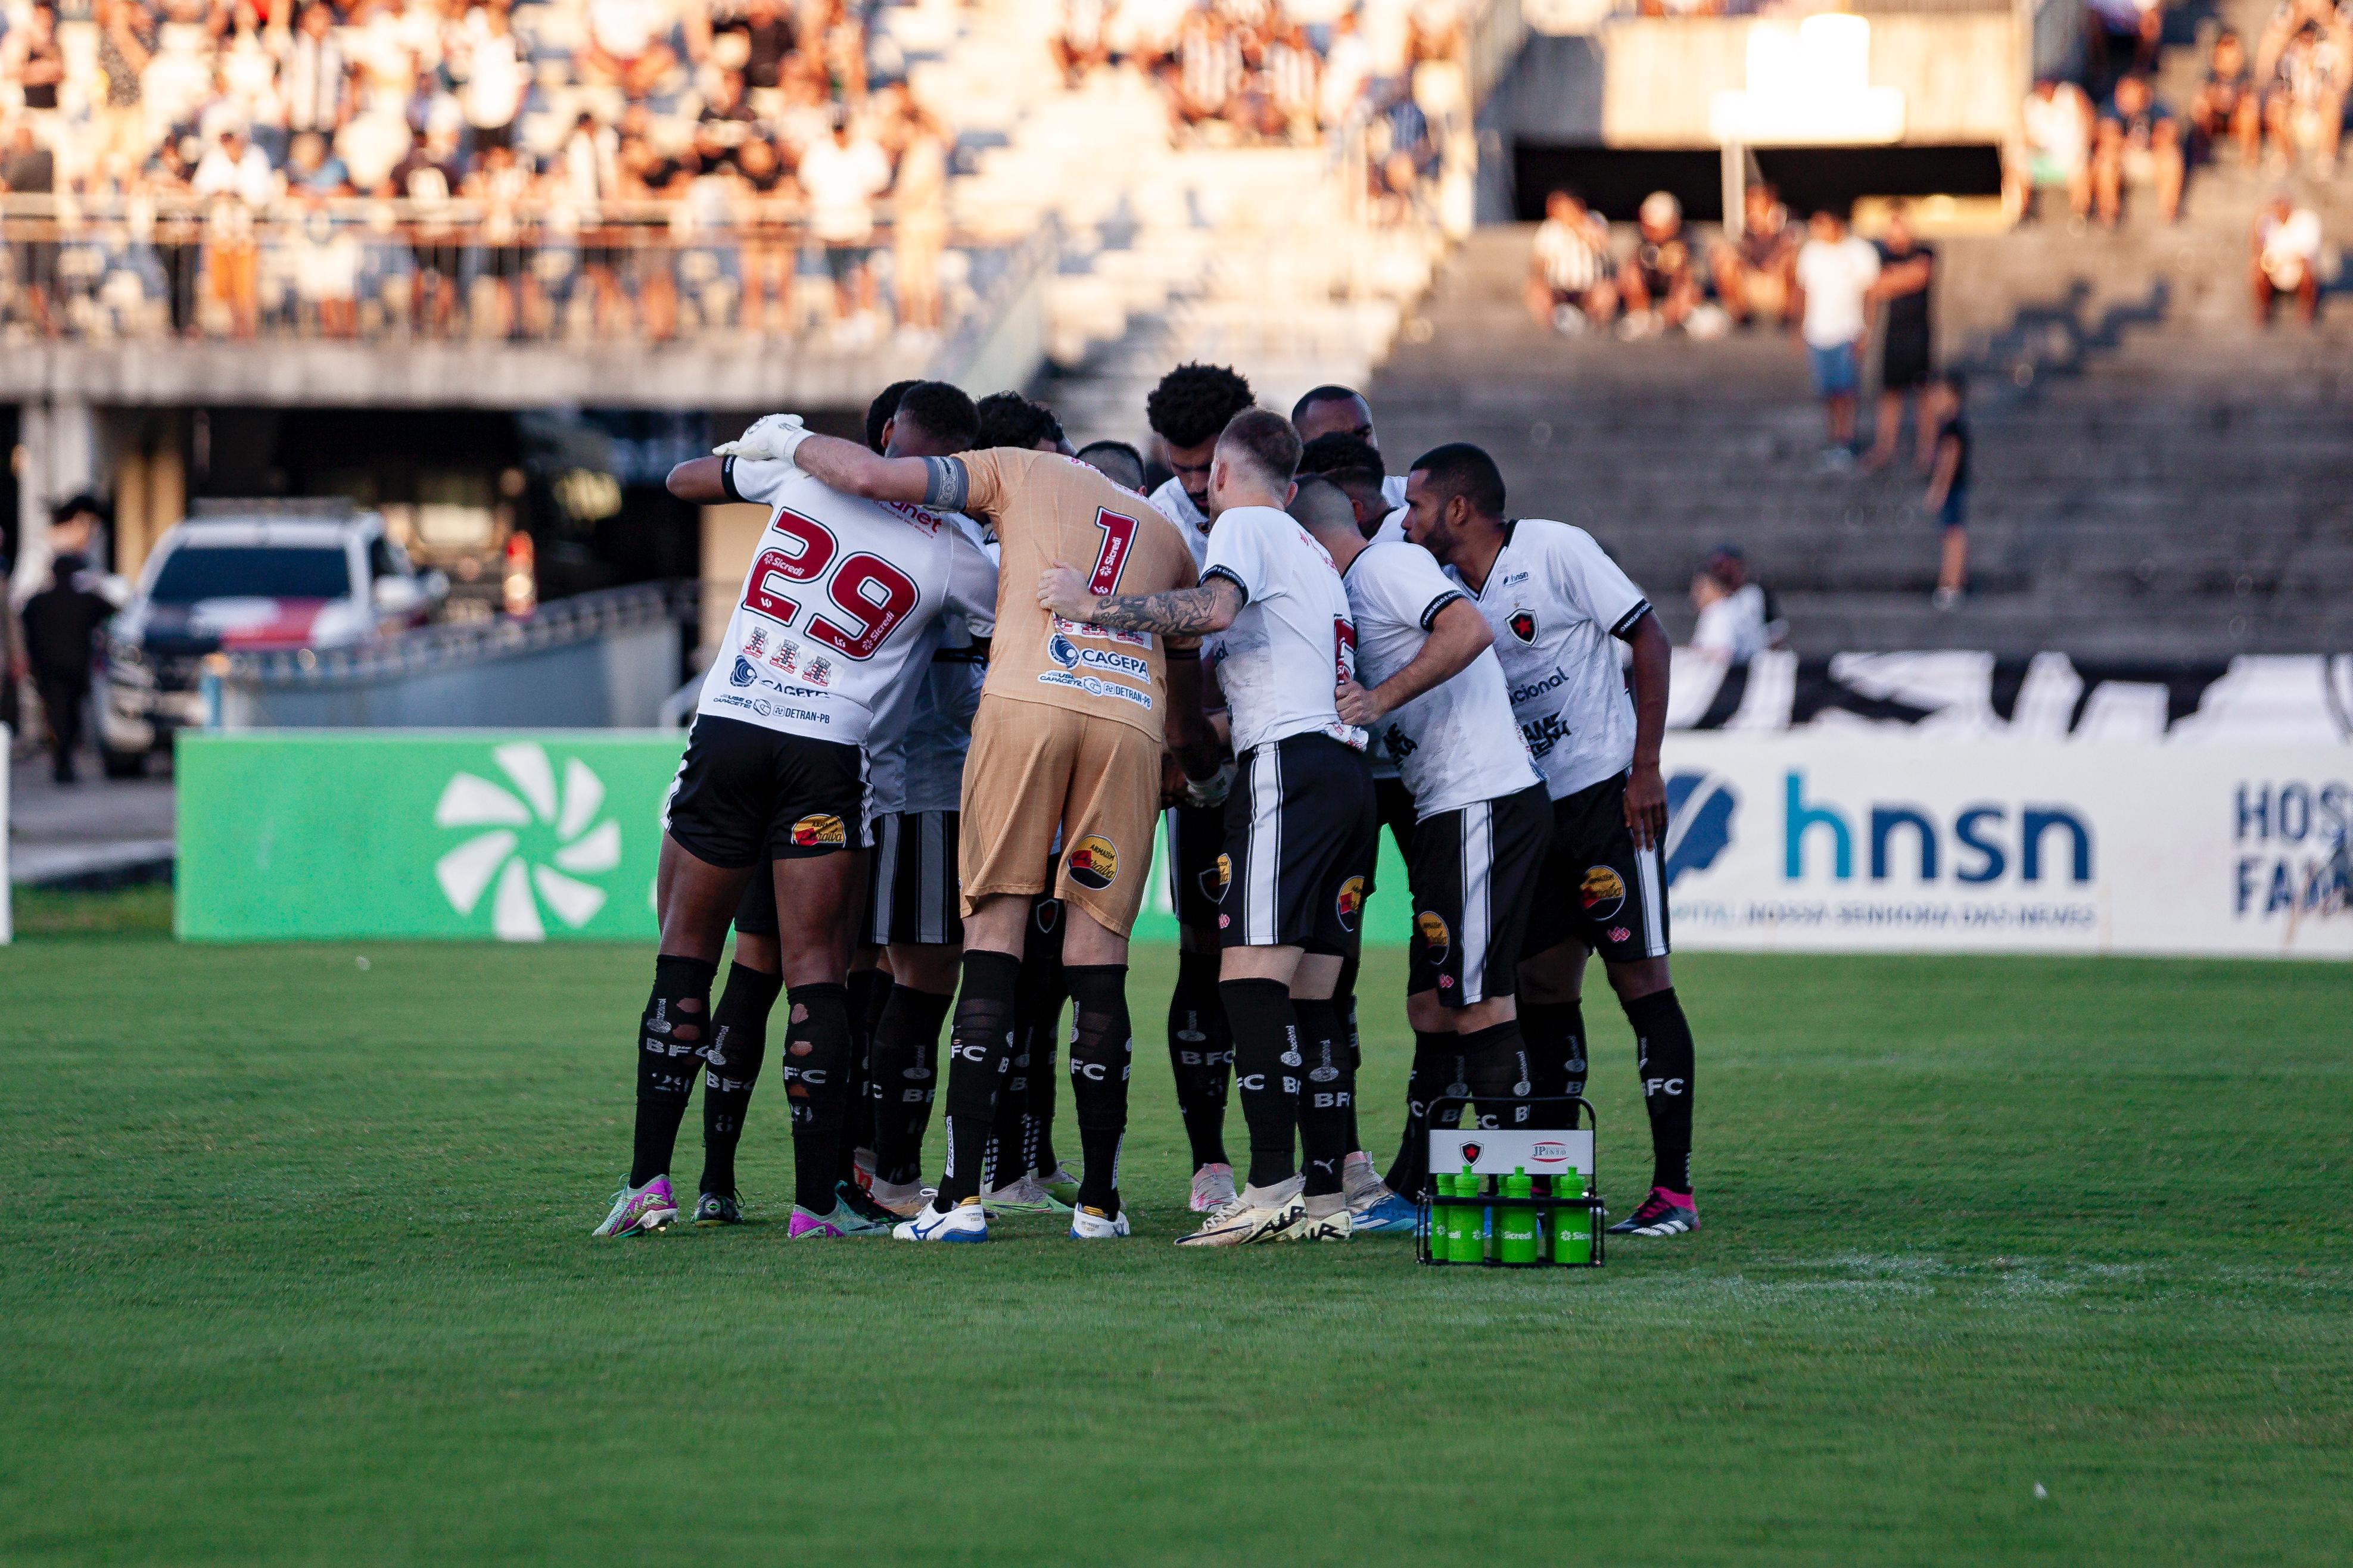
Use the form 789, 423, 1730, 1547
754, 415, 1218, 1242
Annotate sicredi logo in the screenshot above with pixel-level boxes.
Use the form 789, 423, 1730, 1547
1782, 770, 2093, 884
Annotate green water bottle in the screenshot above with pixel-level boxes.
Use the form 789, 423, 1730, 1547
1448, 1165, 1484, 1264
1553, 1171, 1593, 1265
1427, 1173, 1454, 1264
1499, 1167, 1538, 1264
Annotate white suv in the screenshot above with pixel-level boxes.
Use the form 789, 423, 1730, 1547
98, 504, 447, 775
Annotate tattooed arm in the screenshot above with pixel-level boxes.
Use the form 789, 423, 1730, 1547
1036, 566, 1244, 637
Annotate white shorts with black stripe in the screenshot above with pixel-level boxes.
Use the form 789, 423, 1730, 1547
1216, 732, 1378, 955
865, 809, 963, 947
1405, 783, 1552, 1006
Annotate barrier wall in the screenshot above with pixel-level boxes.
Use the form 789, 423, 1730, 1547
176, 730, 2349, 957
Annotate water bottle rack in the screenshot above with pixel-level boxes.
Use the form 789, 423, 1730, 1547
1411, 1095, 1605, 1270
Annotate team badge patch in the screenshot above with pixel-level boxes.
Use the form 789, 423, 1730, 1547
1508, 611, 1537, 644
1460, 1141, 1484, 1164
1580, 865, 1627, 919
1414, 909, 1451, 963
1035, 899, 1061, 934
1067, 836, 1119, 891
1334, 875, 1366, 931
792, 813, 847, 849
1202, 853, 1232, 902
1047, 632, 1079, 669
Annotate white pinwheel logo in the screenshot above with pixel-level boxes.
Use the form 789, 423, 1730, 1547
432, 743, 623, 940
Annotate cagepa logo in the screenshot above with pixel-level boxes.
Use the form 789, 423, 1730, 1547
432, 743, 623, 940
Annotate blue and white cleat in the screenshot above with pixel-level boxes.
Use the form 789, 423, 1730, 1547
1069, 1205, 1131, 1240
1350, 1190, 1421, 1235
892, 1198, 989, 1242
593, 1174, 678, 1237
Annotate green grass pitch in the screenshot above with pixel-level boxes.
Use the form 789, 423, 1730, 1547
2, 904, 2347, 1564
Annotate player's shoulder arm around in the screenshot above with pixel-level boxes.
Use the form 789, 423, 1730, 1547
1548, 520, 1651, 631
723, 456, 800, 506
1380, 539, 1468, 629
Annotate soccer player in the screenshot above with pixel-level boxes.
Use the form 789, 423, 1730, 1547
780, 417, 1218, 1243
1400, 443, 1701, 1239
1042, 410, 1375, 1247
1074, 439, 1148, 493
591, 384, 998, 1241
1143, 363, 1260, 1211
1290, 385, 1409, 514
1289, 477, 1551, 1232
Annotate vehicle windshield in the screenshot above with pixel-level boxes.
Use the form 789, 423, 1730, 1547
148, 545, 353, 604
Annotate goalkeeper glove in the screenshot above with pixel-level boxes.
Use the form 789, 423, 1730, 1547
714, 413, 811, 465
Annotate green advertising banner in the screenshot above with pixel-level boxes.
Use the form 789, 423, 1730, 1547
177, 731, 1415, 946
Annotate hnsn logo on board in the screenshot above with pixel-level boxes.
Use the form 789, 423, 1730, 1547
1664, 770, 2094, 887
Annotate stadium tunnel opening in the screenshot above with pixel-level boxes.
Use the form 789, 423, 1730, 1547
1511, 144, 2006, 224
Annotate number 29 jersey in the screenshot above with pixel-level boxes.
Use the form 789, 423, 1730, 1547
699, 456, 999, 747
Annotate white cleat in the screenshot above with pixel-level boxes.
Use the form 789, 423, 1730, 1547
1175, 1177, 1305, 1247
1287, 1205, 1353, 1242
1069, 1205, 1131, 1240
983, 1174, 1071, 1216
892, 1198, 989, 1242
867, 1177, 933, 1218
1340, 1151, 1386, 1212
592, 1174, 678, 1238
1189, 1162, 1237, 1212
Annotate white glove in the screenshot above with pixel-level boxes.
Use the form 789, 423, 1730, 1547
1184, 758, 1236, 810
714, 413, 810, 465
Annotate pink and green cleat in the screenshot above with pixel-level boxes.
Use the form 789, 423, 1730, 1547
592, 1174, 678, 1237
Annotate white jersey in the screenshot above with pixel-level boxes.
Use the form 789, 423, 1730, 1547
700, 457, 997, 746
1344, 540, 1541, 819
1446, 518, 1650, 800
1147, 475, 1215, 570
1200, 504, 1364, 756
865, 514, 994, 815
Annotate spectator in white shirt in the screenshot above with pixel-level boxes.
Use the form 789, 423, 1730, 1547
2007, 78, 2094, 222
1790, 208, 1881, 467
2251, 192, 2322, 325
797, 114, 891, 317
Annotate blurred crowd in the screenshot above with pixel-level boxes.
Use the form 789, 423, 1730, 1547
0, 0, 964, 339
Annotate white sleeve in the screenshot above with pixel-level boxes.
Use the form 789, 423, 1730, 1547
720, 456, 801, 507
945, 529, 998, 637
1367, 543, 1464, 633
1200, 510, 1272, 604
1554, 527, 1650, 637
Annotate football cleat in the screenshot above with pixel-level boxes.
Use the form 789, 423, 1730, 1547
1340, 1151, 1386, 1211
833, 1180, 904, 1230
893, 1198, 989, 1242
788, 1195, 891, 1239
1037, 1164, 1082, 1207
1069, 1205, 1131, 1240
1607, 1187, 1700, 1237
691, 1192, 744, 1227
1287, 1206, 1353, 1242
866, 1177, 933, 1218
1189, 1162, 1238, 1213
983, 1174, 1072, 1217
1175, 1178, 1305, 1247
1349, 1190, 1420, 1235
592, 1174, 678, 1238
786, 1206, 846, 1239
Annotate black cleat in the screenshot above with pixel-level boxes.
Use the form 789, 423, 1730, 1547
692, 1192, 745, 1227
834, 1180, 904, 1229
1606, 1187, 1699, 1236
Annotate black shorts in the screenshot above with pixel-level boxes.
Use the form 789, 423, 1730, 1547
1363, 773, 1417, 895
1218, 732, 1378, 956
865, 809, 962, 947
663, 715, 868, 869
1164, 799, 1229, 933
1406, 783, 1553, 1006
1882, 332, 1932, 391
1520, 771, 1670, 964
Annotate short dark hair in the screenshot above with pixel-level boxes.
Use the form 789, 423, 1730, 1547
1146, 363, 1255, 448
975, 391, 1064, 451
892, 381, 981, 451
865, 379, 922, 453
1408, 442, 1506, 519
1074, 439, 1146, 491
51, 492, 104, 526
1289, 384, 1366, 425
1297, 431, 1386, 491
1216, 409, 1302, 489
1287, 474, 1357, 535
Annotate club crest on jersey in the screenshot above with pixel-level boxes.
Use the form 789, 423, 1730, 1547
767, 639, 799, 676
792, 813, 847, 849
742, 628, 767, 659
1581, 865, 1627, 918
1067, 836, 1119, 890
1415, 909, 1450, 962
804, 657, 833, 687
729, 657, 758, 688
1335, 876, 1365, 931
1509, 610, 1537, 644
1034, 900, 1061, 934
1203, 853, 1232, 902
1047, 632, 1080, 670
1460, 1141, 1484, 1164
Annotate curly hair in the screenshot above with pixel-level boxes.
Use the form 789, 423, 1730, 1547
975, 391, 1066, 451
1145, 362, 1256, 448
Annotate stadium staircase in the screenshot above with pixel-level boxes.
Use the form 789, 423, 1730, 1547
914, 0, 1446, 438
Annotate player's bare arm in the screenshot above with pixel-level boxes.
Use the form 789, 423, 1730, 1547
1617, 610, 1672, 849
1037, 566, 1243, 637
791, 432, 971, 510
1335, 596, 1492, 727
665, 456, 729, 502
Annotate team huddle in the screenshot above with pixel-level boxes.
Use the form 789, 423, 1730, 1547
592, 365, 1702, 1246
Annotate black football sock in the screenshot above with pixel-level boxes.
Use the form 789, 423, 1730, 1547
1334, 956, 1364, 1154
1459, 1018, 1537, 1129
1016, 904, 1067, 1176
629, 955, 717, 1186
780, 983, 854, 1214
869, 983, 952, 1186
838, 967, 885, 1181
1293, 997, 1353, 1200
1220, 977, 1301, 1191
1063, 964, 1133, 1212
1166, 948, 1232, 1168
1386, 1028, 1460, 1201
1025, 1024, 1060, 1178
698, 962, 782, 1198
937, 950, 1022, 1205
1520, 999, 1588, 1103
1624, 987, 1695, 1193
983, 1034, 1032, 1193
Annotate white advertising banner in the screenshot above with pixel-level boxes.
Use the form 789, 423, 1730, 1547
1658, 737, 2352, 959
